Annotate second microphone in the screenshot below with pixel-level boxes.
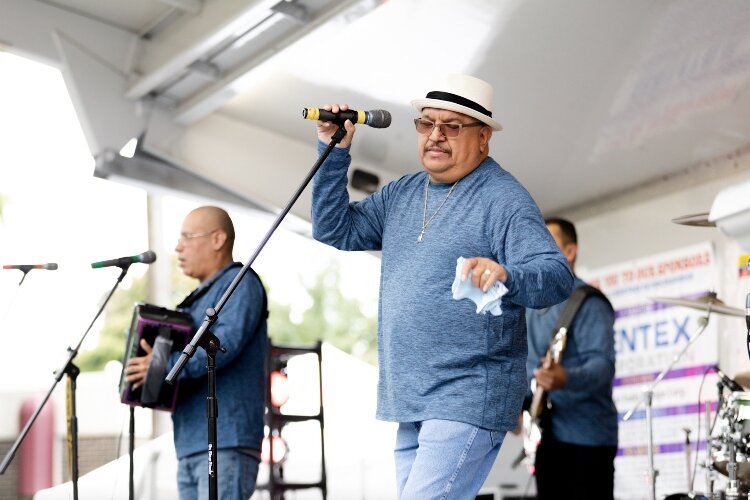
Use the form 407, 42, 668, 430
91, 251, 157, 269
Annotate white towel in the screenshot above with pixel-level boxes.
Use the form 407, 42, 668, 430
451, 256, 508, 316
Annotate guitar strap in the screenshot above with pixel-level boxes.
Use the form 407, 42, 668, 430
535, 284, 613, 431
550, 284, 612, 341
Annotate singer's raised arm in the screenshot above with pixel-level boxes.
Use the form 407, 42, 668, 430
311, 142, 386, 251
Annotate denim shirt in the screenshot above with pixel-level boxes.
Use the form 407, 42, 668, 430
525, 277, 618, 446
169, 262, 268, 459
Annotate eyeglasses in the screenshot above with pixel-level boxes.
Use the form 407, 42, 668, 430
414, 118, 485, 138
177, 229, 217, 245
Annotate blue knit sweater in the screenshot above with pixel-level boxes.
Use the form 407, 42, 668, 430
169, 262, 267, 459
311, 144, 573, 431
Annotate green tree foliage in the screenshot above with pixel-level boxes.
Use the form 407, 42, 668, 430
266, 262, 378, 365
76, 273, 149, 372
77, 259, 378, 371
77, 255, 196, 372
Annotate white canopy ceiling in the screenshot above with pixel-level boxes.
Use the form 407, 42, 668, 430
2, 0, 750, 220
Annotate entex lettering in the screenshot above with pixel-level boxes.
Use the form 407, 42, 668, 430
615, 315, 690, 353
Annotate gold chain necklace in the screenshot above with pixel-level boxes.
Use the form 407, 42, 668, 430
418, 177, 460, 242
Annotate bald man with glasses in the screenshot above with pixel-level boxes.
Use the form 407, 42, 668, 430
126, 205, 267, 500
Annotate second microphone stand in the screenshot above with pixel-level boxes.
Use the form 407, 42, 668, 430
0, 267, 35, 332
166, 125, 348, 500
0, 264, 133, 500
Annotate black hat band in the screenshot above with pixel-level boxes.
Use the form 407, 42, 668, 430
424, 91, 493, 118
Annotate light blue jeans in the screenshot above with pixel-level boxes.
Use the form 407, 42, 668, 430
395, 420, 505, 500
177, 449, 259, 500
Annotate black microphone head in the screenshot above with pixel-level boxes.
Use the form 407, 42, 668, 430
366, 109, 392, 128
45, 263, 58, 270
139, 251, 157, 264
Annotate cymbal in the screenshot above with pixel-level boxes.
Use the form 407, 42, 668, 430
671, 212, 716, 227
650, 294, 745, 317
734, 371, 750, 389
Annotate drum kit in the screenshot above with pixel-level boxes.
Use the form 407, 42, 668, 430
648, 213, 750, 500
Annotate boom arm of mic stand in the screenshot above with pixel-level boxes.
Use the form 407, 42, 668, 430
17, 268, 30, 286
166, 126, 348, 384
0, 270, 32, 332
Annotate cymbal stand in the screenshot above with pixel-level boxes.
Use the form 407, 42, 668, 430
684, 428, 693, 492
623, 313, 711, 500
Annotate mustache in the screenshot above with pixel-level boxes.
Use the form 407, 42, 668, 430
425, 141, 450, 154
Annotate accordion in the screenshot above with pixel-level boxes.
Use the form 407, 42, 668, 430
118, 303, 193, 412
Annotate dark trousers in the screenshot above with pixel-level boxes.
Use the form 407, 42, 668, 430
534, 436, 617, 500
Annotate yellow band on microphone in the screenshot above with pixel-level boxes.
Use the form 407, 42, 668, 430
301, 108, 367, 124
303, 107, 320, 120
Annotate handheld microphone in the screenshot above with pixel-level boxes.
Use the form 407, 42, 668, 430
715, 366, 744, 392
91, 251, 156, 269
302, 108, 391, 128
746, 292, 749, 330
3, 263, 58, 272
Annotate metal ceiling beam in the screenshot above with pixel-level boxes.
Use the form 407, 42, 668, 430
94, 148, 273, 214
157, 0, 204, 14
0, 0, 134, 69
173, 0, 362, 125
125, 0, 279, 100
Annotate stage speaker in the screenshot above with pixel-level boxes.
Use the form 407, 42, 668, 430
350, 168, 379, 194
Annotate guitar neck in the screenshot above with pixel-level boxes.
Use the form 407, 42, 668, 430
529, 385, 546, 419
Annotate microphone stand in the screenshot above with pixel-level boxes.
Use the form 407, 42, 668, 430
622, 311, 711, 500
13, 266, 34, 286
0, 268, 34, 332
166, 125, 349, 500
0, 264, 133, 500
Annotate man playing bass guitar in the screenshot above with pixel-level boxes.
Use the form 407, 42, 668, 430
524, 218, 618, 500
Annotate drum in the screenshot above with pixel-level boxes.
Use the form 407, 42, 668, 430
713, 392, 750, 483
729, 393, 750, 435
705, 492, 749, 500
118, 303, 192, 412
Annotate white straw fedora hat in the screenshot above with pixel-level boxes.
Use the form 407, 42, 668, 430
411, 74, 502, 131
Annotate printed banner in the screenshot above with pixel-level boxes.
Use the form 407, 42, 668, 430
582, 242, 719, 499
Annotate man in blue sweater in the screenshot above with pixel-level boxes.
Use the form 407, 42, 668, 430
311, 74, 573, 499
126, 206, 267, 500
525, 218, 618, 499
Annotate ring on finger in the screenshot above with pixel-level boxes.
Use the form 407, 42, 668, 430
483, 269, 492, 275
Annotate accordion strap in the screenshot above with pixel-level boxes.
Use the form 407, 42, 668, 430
177, 263, 269, 321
